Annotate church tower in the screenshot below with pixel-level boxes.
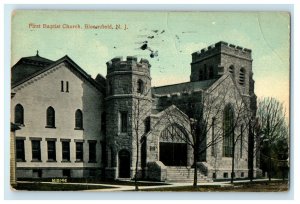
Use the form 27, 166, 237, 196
104, 56, 152, 179
190, 41, 255, 97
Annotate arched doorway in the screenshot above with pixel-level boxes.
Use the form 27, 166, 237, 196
159, 124, 188, 166
118, 149, 130, 178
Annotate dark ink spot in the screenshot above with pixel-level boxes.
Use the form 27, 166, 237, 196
140, 44, 148, 50
147, 36, 154, 39
152, 30, 159, 33
150, 50, 158, 58
161, 30, 165, 34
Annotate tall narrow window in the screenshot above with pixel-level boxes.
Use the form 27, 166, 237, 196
144, 116, 150, 133
31, 140, 41, 161
66, 81, 69, 92
240, 124, 244, 158
46, 106, 55, 128
211, 117, 216, 157
239, 68, 245, 85
47, 141, 56, 161
229, 65, 235, 75
14, 104, 24, 125
16, 139, 25, 161
62, 141, 70, 161
89, 141, 96, 163
75, 109, 83, 129
223, 104, 234, 157
120, 112, 128, 133
76, 142, 83, 162
61, 81, 64, 92
137, 79, 144, 94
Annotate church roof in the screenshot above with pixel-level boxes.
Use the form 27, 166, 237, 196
152, 79, 218, 96
11, 51, 54, 86
22, 54, 54, 64
11, 53, 104, 92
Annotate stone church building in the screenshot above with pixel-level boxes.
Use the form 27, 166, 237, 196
11, 41, 259, 181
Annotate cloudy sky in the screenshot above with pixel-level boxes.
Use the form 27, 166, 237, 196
11, 11, 290, 115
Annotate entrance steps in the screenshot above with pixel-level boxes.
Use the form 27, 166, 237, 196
166, 166, 212, 182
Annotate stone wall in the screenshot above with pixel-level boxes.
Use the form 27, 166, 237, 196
204, 74, 251, 178
105, 56, 151, 179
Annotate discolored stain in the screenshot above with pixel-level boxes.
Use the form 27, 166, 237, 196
140, 44, 148, 50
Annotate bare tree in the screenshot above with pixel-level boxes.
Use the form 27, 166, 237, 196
256, 97, 288, 181
159, 75, 250, 186
131, 88, 152, 191
219, 87, 254, 183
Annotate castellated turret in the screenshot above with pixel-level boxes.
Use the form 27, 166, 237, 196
190, 41, 253, 96
106, 56, 151, 96
104, 56, 152, 179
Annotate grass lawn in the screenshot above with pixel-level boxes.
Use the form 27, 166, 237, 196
13, 182, 116, 191
141, 180, 289, 192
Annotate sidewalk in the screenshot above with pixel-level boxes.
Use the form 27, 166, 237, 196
84, 178, 275, 192
86, 178, 279, 192
18, 178, 277, 192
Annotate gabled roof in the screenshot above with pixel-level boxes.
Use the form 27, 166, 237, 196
206, 72, 242, 96
11, 54, 105, 92
152, 104, 189, 121
206, 73, 250, 109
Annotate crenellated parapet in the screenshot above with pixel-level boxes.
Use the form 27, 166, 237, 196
106, 56, 151, 75
191, 41, 252, 63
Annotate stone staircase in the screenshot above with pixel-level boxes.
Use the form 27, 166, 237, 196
166, 166, 212, 182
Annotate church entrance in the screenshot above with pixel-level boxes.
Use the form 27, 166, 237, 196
118, 149, 130, 178
159, 124, 188, 166
159, 142, 187, 166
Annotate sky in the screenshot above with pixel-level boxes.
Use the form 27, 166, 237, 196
11, 11, 290, 116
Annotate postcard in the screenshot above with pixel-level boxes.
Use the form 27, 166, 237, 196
10, 10, 290, 192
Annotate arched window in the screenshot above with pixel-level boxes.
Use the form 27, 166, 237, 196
229, 65, 235, 75
160, 123, 187, 143
14, 104, 24, 125
46, 106, 55, 128
75, 109, 83, 129
137, 79, 144, 94
239, 68, 245, 85
223, 104, 234, 157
